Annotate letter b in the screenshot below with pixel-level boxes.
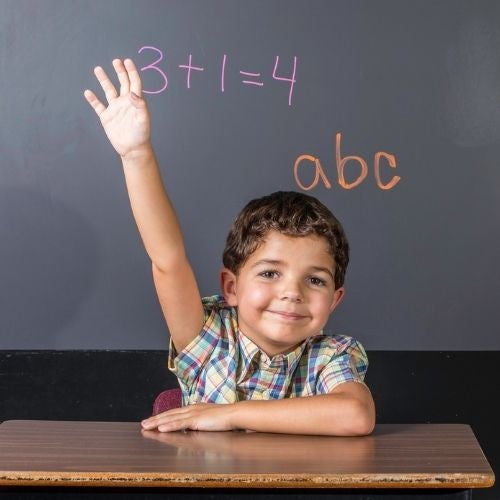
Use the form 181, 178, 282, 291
335, 133, 368, 189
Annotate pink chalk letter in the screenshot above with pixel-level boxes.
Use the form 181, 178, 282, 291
138, 46, 168, 94
221, 54, 227, 93
240, 70, 264, 87
178, 54, 204, 89
272, 56, 297, 106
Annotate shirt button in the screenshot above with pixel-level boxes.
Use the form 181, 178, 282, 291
263, 389, 270, 398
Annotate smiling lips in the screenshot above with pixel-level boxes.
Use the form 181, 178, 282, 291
267, 310, 308, 321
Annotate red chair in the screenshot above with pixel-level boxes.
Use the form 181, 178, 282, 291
152, 388, 182, 415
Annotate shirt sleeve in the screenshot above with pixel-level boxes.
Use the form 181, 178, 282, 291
167, 296, 231, 395
316, 337, 369, 394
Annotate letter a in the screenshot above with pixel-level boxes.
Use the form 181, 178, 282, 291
293, 154, 332, 191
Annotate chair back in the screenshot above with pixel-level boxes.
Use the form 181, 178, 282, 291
152, 388, 182, 415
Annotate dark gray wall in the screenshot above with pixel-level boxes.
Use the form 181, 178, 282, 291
1, 0, 499, 349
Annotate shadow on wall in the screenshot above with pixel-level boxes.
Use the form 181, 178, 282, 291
0, 186, 100, 347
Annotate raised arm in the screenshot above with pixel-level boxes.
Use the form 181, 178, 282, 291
84, 58, 203, 352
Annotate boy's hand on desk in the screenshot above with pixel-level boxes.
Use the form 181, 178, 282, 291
142, 403, 237, 432
84, 58, 152, 159
142, 383, 375, 436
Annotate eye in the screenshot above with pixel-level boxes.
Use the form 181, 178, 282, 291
309, 276, 327, 287
259, 270, 279, 279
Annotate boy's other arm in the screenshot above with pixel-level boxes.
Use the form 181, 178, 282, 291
84, 59, 203, 351
142, 381, 375, 436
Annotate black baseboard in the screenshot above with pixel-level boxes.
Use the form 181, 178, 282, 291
0, 351, 174, 422
0, 351, 497, 498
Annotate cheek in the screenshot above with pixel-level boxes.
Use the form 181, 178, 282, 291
310, 293, 335, 317
241, 283, 272, 308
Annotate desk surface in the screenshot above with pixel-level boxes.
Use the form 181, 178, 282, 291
0, 420, 494, 489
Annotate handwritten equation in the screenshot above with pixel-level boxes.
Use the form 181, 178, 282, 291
136, 48, 400, 191
137, 46, 297, 106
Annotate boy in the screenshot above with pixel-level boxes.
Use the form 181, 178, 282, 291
84, 58, 375, 436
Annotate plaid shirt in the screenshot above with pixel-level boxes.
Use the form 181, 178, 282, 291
168, 295, 368, 406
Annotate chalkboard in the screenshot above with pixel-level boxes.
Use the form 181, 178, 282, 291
1, 0, 499, 350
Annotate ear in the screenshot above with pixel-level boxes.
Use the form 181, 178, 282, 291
220, 268, 238, 306
329, 287, 345, 314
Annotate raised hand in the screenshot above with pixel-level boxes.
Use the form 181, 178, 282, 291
84, 59, 151, 158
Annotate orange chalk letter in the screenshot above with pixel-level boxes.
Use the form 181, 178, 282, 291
335, 132, 368, 189
293, 154, 332, 191
374, 152, 400, 190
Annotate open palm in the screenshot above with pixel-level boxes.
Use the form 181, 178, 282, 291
84, 59, 151, 158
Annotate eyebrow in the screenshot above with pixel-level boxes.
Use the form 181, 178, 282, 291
251, 259, 282, 268
251, 259, 335, 280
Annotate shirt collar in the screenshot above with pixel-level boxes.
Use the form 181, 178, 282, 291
237, 330, 309, 378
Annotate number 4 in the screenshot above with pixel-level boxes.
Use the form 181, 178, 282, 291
272, 56, 297, 106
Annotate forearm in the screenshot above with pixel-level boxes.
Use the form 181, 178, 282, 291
142, 384, 375, 436
232, 390, 375, 436
121, 147, 186, 270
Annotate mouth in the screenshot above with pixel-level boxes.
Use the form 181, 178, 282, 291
267, 310, 308, 321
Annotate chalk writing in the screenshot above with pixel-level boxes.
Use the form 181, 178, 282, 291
240, 71, 264, 87
273, 56, 297, 107
221, 54, 227, 93
138, 46, 168, 94
137, 47, 397, 190
178, 54, 204, 89
294, 133, 400, 191
138, 46, 297, 105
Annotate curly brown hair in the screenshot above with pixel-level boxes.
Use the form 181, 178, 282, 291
222, 191, 349, 289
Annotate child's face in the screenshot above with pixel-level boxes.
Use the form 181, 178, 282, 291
221, 230, 344, 357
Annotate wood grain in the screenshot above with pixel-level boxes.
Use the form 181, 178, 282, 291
0, 421, 494, 489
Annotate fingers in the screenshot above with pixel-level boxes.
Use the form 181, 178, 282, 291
94, 66, 118, 103
142, 405, 212, 432
142, 407, 190, 430
86, 58, 143, 112
83, 89, 106, 116
143, 414, 193, 433
124, 58, 142, 97
158, 417, 193, 432
112, 58, 131, 96
142, 403, 233, 433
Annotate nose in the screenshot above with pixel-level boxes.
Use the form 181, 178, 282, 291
279, 279, 303, 302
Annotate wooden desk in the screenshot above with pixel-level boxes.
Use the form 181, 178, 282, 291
0, 420, 494, 499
